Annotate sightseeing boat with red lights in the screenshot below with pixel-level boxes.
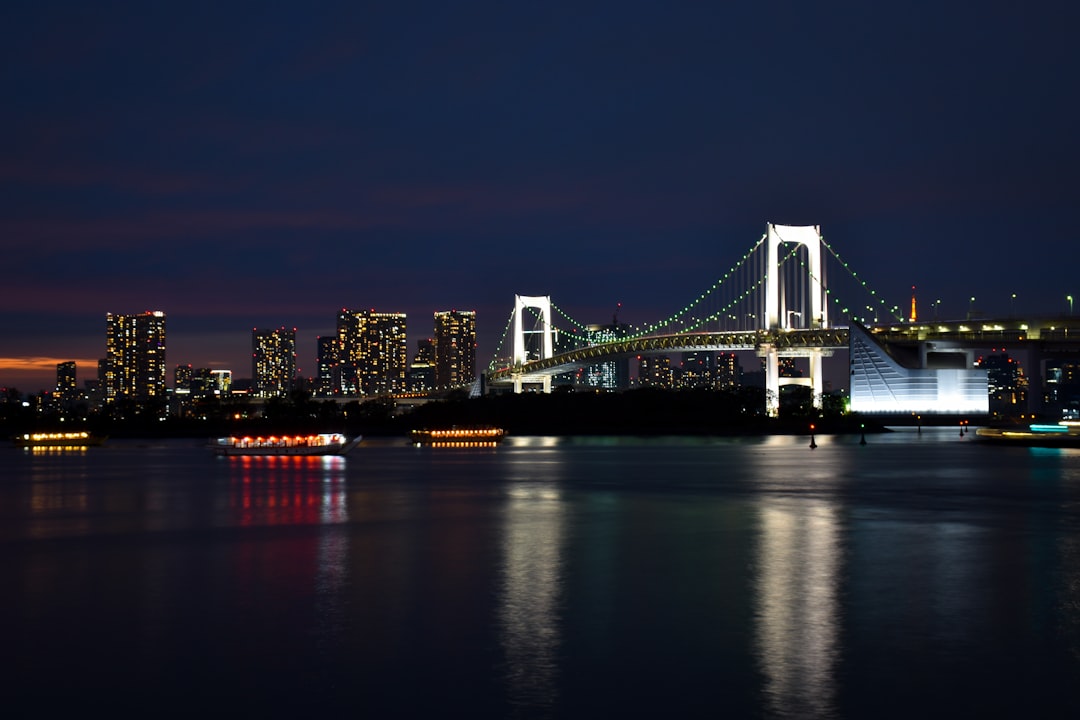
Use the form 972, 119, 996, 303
410, 427, 507, 446
209, 433, 361, 456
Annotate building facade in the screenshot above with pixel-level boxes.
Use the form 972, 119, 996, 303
104, 310, 167, 407
433, 310, 477, 389
55, 361, 77, 403
337, 309, 408, 395
252, 327, 297, 398
315, 335, 340, 397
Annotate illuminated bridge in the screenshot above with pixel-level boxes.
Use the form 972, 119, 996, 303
483, 223, 1080, 417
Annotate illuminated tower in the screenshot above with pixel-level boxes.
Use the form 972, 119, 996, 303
104, 310, 166, 406
315, 335, 340, 397
55, 361, 77, 402
433, 310, 477, 389
252, 327, 297, 398
337, 309, 408, 395
910, 285, 917, 322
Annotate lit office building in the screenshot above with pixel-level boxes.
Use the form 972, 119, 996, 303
582, 323, 631, 390
56, 361, 77, 402
315, 336, 340, 397
433, 310, 477, 389
716, 352, 742, 390
174, 364, 193, 394
408, 338, 435, 393
337, 309, 408, 395
976, 352, 1027, 416
678, 352, 715, 389
104, 310, 167, 406
638, 355, 673, 388
252, 327, 297, 398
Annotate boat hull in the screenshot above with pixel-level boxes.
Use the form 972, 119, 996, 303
410, 428, 506, 445
14, 432, 104, 448
209, 434, 361, 456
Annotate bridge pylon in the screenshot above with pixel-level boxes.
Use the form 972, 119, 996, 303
763, 223, 830, 417
511, 295, 554, 393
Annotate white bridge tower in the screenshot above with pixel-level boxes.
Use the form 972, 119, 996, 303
759, 223, 831, 417
511, 294, 554, 393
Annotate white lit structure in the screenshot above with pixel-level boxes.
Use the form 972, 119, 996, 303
761, 223, 830, 416
849, 324, 988, 415
512, 295, 554, 393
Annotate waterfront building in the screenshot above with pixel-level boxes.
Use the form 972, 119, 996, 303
716, 352, 742, 390
252, 327, 297, 398
408, 338, 435, 393
315, 336, 340, 397
582, 323, 631, 390
433, 310, 477, 389
1043, 359, 1080, 418
976, 352, 1028, 417
638, 355, 673, 388
849, 323, 988, 415
104, 310, 166, 407
679, 352, 715, 389
337, 309, 408, 395
174, 364, 193, 394
55, 361, 77, 402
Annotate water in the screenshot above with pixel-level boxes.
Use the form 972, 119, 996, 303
2, 429, 1080, 717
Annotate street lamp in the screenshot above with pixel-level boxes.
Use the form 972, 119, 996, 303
1010, 294, 1016, 317
1069, 295, 1074, 316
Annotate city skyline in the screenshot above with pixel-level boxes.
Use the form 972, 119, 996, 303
3, 2, 1079, 390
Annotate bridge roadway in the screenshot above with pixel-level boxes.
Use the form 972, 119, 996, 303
486, 315, 1080, 385
487, 328, 849, 383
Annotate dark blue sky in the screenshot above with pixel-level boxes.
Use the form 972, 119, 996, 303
3, 1, 1078, 389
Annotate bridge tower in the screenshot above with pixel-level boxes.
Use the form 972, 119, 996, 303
511, 294, 554, 393
760, 223, 830, 417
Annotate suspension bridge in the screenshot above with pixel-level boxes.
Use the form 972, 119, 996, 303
485, 224, 877, 416
483, 222, 1080, 417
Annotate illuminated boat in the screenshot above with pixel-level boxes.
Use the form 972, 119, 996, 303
209, 433, 361, 456
975, 422, 1080, 447
410, 427, 507, 446
14, 430, 104, 448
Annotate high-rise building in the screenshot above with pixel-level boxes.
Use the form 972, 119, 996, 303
174, 364, 193, 394
337, 309, 408, 395
105, 310, 166, 406
976, 352, 1027, 416
252, 327, 297, 398
315, 335, 340, 397
56, 361, 77, 402
433, 310, 477, 389
638, 355, 673, 388
716, 353, 742, 390
679, 352, 715, 389
582, 323, 630, 390
408, 338, 436, 393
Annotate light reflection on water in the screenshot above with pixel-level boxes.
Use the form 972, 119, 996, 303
755, 498, 840, 720
498, 485, 565, 715
4, 433, 1080, 714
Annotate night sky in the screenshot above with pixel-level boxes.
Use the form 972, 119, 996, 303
3, 1, 1079, 391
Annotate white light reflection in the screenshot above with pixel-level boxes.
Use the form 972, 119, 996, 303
498, 484, 565, 713
755, 498, 840, 719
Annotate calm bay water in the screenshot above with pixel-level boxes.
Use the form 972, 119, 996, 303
3, 429, 1080, 717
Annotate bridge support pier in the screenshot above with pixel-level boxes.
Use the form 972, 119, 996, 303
761, 345, 826, 418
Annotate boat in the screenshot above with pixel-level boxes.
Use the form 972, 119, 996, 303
410, 427, 507, 446
14, 431, 105, 448
209, 433, 361, 456
975, 421, 1080, 447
